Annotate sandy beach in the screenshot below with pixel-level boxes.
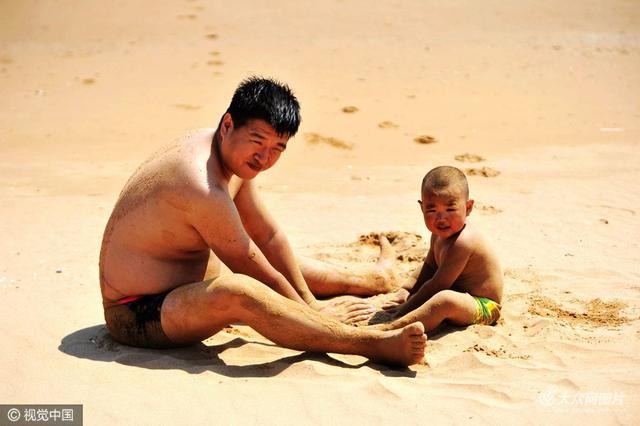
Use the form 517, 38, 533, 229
1, 0, 639, 424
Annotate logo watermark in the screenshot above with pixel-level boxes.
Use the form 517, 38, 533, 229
0, 405, 82, 426
537, 390, 625, 412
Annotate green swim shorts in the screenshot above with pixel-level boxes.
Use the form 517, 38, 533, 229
472, 296, 501, 325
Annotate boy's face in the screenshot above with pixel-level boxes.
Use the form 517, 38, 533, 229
420, 189, 474, 239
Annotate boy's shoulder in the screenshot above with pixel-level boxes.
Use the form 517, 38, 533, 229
450, 222, 485, 251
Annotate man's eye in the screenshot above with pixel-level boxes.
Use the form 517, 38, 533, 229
252, 140, 262, 145
447, 208, 456, 212
427, 210, 436, 213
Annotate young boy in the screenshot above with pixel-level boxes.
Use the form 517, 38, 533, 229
374, 166, 503, 332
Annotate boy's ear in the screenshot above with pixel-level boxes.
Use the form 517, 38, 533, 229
466, 199, 474, 215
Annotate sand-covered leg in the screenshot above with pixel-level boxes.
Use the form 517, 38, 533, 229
161, 274, 426, 366
371, 290, 478, 333
298, 236, 398, 297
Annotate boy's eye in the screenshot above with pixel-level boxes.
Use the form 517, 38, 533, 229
426, 209, 436, 213
447, 208, 457, 212
252, 140, 263, 145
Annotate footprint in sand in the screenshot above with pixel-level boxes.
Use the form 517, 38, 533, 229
206, 60, 224, 66
173, 104, 201, 111
177, 14, 197, 20
414, 135, 437, 144
304, 132, 353, 150
465, 167, 500, 177
82, 78, 96, 85
475, 203, 502, 215
378, 121, 399, 129
341, 106, 359, 113
205, 33, 219, 40
464, 344, 530, 360
454, 153, 485, 163
0, 55, 13, 64
528, 295, 630, 328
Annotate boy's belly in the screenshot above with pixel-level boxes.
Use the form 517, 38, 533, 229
452, 275, 503, 304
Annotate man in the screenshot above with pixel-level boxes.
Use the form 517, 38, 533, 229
99, 77, 426, 366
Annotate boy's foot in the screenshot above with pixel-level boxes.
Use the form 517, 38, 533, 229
369, 322, 427, 366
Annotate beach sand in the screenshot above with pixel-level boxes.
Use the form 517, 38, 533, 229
1, 0, 639, 424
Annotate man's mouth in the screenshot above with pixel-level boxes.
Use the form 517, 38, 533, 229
247, 162, 262, 172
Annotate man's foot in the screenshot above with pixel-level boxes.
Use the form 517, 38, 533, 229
369, 322, 427, 366
372, 236, 398, 292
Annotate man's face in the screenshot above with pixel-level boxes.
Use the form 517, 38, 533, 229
420, 189, 473, 239
220, 114, 289, 179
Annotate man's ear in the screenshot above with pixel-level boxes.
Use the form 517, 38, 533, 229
220, 113, 234, 138
466, 199, 474, 215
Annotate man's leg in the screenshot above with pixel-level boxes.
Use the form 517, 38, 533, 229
297, 236, 399, 297
373, 290, 478, 333
160, 274, 427, 366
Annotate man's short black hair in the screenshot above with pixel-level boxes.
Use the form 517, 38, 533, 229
225, 76, 301, 137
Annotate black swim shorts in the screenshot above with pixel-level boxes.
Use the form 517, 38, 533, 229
104, 291, 181, 349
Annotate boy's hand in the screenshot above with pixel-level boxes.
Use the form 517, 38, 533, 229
375, 288, 410, 309
311, 296, 376, 324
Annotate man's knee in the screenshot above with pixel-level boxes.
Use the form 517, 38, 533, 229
204, 273, 262, 306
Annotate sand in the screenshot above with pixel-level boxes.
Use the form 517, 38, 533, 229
1, 0, 639, 424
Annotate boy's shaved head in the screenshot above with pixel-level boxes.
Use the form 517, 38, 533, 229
422, 166, 469, 199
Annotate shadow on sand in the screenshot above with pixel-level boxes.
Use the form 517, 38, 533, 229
59, 325, 418, 378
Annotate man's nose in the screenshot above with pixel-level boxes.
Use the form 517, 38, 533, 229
254, 148, 269, 164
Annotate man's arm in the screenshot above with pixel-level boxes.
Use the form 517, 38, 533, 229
395, 238, 472, 316
233, 179, 316, 305
190, 184, 307, 304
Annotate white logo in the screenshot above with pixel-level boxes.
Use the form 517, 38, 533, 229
538, 390, 556, 406
7, 408, 21, 422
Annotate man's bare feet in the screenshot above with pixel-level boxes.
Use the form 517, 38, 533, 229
373, 235, 398, 291
369, 322, 427, 366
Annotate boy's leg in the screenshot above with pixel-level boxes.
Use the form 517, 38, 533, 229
160, 273, 427, 366
297, 236, 398, 297
375, 290, 478, 333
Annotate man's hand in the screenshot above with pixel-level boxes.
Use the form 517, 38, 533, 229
310, 296, 376, 324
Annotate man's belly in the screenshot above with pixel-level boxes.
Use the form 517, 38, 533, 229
100, 246, 210, 307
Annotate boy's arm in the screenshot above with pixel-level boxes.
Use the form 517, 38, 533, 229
406, 241, 437, 295
395, 239, 472, 316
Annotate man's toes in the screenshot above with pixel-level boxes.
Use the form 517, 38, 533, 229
406, 321, 425, 335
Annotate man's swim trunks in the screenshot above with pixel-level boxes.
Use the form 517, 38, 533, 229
472, 296, 501, 325
104, 291, 180, 349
